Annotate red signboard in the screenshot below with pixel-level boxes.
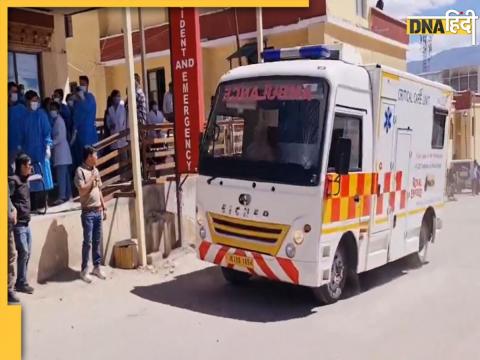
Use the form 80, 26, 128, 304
169, 8, 205, 174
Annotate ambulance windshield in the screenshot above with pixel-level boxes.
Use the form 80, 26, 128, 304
200, 77, 329, 186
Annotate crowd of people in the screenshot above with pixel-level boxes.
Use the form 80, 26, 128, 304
8, 76, 98, 207
8, 75, 174, 207
7, 75, 174, 303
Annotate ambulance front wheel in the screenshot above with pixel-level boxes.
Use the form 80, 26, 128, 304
312, 244, 348, 305
221, 267, 252, 285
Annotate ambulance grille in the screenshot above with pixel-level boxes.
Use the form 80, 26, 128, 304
207, 212, 290, 256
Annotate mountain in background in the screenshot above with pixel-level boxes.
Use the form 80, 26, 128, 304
407, 45, 480, 74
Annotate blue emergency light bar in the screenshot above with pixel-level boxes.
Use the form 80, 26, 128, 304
262, 45, 331, 62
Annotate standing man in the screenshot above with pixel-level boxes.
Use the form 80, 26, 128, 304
50, 102, 73, 205
9, 154, 34, 295
72, 76, 98, 169
8, 82, 28, 175
74, 146, 107, 283
473, 160, 480, 196
22, 90, 54, 204
134, 73, 147, 125
472, 161, 478, 195
8, 185, 19, 303
163, 82, 174, 123
53, 88, 73, 142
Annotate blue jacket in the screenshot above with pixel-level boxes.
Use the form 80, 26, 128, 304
8, 103, 28, 154
73, 92, 98, 147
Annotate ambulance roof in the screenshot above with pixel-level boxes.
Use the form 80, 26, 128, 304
365, 64, 454, 93
219, 60, 454, 94
219, 60, 371, 92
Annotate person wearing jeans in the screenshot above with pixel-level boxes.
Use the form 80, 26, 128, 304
13, 227, 32, 291
74, 146, 107, 283
8, 186, 19, 303
9, 154, 34, 294
81, 210, 103, 273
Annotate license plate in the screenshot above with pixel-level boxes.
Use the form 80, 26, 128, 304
226, 254, 254, 268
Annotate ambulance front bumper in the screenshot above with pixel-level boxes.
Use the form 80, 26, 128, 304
196, 240, 321, 287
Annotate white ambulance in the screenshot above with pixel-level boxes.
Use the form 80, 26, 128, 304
196, 44, 453, 304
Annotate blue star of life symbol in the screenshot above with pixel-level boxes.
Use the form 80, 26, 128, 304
384, 106, 393, 133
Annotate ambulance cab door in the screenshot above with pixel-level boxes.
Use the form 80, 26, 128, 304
326, 107, 366, 228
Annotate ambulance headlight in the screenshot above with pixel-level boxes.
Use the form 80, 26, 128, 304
285, 243, 296, 258
199, 226, 207, 240
293, 230, 304, 245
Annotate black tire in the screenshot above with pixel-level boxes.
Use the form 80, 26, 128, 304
312, 244, 348, 305
221, 267, 251, 285
408, 216, 433, 267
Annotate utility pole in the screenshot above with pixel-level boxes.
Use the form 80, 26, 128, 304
123, 8, 147, 267
138, 8, 149, 107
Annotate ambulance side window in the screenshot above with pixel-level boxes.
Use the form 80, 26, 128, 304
432, 108, 447, 149
328, 113, 362, 172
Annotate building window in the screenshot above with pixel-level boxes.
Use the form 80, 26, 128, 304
442, 67, 479, 92
64, 15, 73, 38
469, 70, 478, 92
356, 0, 367, 18
8, 51, 41, 97
329, 113, 362, 171
432, 108, 447, 149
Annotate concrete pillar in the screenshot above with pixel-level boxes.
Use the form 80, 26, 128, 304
122, 8, 147, 266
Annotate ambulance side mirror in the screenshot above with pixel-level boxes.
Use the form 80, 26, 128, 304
333, 137, 351, 175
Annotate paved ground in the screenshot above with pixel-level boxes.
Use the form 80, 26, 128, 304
21, 194, 480, 360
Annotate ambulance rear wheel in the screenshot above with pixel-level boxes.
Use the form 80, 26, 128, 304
313, 244, 348, 305
409, 215, 434, 267
221, 267, 251, 285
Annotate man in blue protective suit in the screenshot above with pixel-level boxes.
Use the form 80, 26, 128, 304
72, 76, 98, 169
22, 90, 54, 198
8, 82, 28, 175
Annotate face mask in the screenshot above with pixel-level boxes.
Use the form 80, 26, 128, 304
113, 97, 121, 104
10, 93, 18, 102
53, 97, 61, 103
152, 105, 159, 111
79, 85, 87, 92
50, 110, 59, 119
30, 101, 39, 111
78, 91, 85, 100
67, 100, 74, 107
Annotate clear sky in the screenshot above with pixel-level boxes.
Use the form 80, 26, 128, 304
375, 0, 480, 61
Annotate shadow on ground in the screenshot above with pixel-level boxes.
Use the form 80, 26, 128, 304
131, 256, 417, 323
131, 267, 318, 322
38, 267, 80, 284
359, 256, 418, 292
